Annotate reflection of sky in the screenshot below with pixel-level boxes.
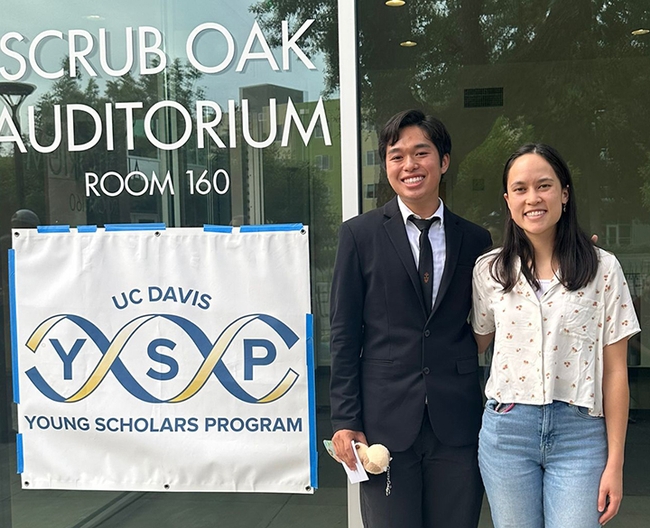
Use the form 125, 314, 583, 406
0, 0, 329, 109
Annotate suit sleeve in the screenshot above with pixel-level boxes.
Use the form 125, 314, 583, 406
329, 222, 365, 433
482, 229, 493, 254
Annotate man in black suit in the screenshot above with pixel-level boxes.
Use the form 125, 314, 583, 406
330, 109, 491, 528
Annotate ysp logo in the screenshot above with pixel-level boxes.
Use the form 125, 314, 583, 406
24, 313, 300, 403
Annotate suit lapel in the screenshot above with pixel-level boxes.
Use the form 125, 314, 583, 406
431, 206, 463, 316
382, 198, 428, 315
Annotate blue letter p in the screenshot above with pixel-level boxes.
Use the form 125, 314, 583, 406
243, 339, 277, 380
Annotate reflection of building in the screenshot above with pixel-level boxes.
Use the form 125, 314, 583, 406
238, 85, 341, 363
2, 2, 650, 528
235, 84, 341, 226
239, 84, 304, 224
360, 121, 381, 211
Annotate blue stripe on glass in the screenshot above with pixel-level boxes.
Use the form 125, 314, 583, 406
306, 313, 318, 489
105, 223, 166, 231
37, 225, 70, 233
240, 224, 303, 233
16, 433, 23, 474
8, 249, 19, 404
203, 225, 233, 233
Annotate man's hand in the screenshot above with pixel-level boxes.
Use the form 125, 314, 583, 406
332, 429, 368, 470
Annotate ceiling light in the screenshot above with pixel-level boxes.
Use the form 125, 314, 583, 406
385, 1, 406, 7
400, 40, 417, 47
632, 29, 649, 35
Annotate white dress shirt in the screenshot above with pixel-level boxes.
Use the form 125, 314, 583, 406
472, 247, 640, 416
397, 196, 446, 308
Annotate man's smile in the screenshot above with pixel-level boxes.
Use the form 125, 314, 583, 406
402, 175, 425, 184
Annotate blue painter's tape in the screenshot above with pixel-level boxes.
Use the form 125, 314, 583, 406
37, 225, 70, 233
203, 225, 233, 233
77, 225, 98, 233
306, 313, 318, 489
105, 223, 166, 232
240, 223, 303, 233
8, 249, 19, 404
16, 433, 24, 474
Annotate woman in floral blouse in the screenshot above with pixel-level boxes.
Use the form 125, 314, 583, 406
472, 143, 640, 528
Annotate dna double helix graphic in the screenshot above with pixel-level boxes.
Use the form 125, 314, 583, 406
24, 313, 301, 404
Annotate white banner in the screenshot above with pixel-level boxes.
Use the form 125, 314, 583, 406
10, 225, 316, 493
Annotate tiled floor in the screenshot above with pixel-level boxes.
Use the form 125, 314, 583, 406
0, 406, 349, 528
2, 405, 650, 527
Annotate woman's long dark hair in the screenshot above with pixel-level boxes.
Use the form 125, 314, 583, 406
490, 143, 598, 292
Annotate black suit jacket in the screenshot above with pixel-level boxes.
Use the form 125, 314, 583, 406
329, 197, 492, 452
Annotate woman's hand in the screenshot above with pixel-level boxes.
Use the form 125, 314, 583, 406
600, 338, 630, 525
598, 463, 623, 525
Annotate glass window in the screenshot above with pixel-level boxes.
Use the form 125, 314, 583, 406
0, 1, 344, 526
365, 150, 379, 166
315, 154, 331, 170
357, 1, 650, 525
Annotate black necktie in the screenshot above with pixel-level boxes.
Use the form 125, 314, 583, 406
409, 215, 439, 314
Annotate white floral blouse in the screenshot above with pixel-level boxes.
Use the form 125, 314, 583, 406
472, 247, 640, 416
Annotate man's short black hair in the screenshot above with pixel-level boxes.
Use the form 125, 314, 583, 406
378, 109, 452, 169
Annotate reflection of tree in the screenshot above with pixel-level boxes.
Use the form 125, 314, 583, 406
251, 0, 339, 95
104, 59, 205, 159
36, 59, 107, 210
261, 142, 338, 353
253, 0, 650, 243
453, 116, 534, 243
33, 58, 205, 225
0, 106, 46, 231
637, 151, 650, 244
0, 155, 23, 234
262, 144, 338, 266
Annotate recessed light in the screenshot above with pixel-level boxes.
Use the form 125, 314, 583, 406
85, 15, 104, 20
400, 40, 417, 47
632, 28, 649, 35
386, 1, 406, 6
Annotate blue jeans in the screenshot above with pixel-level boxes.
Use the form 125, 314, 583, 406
478, 400, 607, 528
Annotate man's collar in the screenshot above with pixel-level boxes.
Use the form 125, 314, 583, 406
396, 196, 445, 226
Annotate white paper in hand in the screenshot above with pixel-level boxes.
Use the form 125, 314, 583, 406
342, 441, 369, 484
